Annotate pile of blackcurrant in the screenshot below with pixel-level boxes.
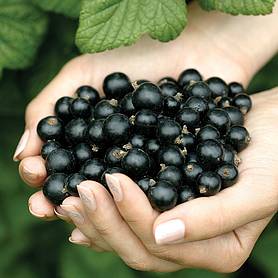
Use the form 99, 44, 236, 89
37, 69, 252, 212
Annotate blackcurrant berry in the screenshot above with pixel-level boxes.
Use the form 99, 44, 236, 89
137, 177, 156, 193
76, 85, 100, 106
158, 145, 185, 167
157, 118, 181, 144
104, 146, 125, 167
54, 97, 73, 122
196, 125, 220, 142
134, 109, 158, 136
94, 99, 119, 119
148, 180, 178, 212
182, 162, 203, 187
175, 132, 196, 152
185, 96, 208, 115
178, 69, 202, 89
103, 72, 133, 100
208, 100, 217, 110
121, 149, 150, 177
65, 173, 87, 196
46, 149, 76, 174
132, 83, 163, 111
176, 107, 200, 131
37, 116, 64, 142
206, 77, 228, 98
101, 167, 126, 188
223, 144, 241, 166
65, 118, 87, 145
178, 186, 197, 204
224, 106, 244, 126
196, 139, 223, 169
157, 165, 183, 187
205, 108, 231, 135
163, 96, 181, 117
119, 92, 136, 116
87, 119, 105, 146
228, 82, 245, 98
41, 140, 61, 159
80, 158, 106, 181
159, 82, 180, 98
144, 138, 160, 155
186, 81, 212, 100
73, 143, 93, 166
225, 125, 251, 152
186, 152, 198, 163
43, 173, 68, 205
129, 134, 145, 149
70, 97, 91, 119
233, 93, 252, 114
158, 76, 177, 86
197, 171, 222, 196
216, 96, 232, 108
216, 163, 238, 188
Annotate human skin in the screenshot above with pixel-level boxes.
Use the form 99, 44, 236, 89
14, 2, 278, 273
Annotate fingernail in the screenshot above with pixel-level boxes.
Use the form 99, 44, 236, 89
77, 184, 97, 211
13, 129, 30, 162
69, 237, 91, 247
28, 204, 46, 218
154, 219, 185, 245
60, 204, 84, 225
54, 207, 72, 223
105, 174, 123, 202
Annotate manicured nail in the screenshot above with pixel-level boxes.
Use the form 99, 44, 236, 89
105, 174, 123, 202
60, 204, 84, 225
54, 207, 72, 222
13, 129, 30, 161
29, 204, 46, 218
154, 219, 185, 245
69, 237, 91, 247
77, 184, 97, 212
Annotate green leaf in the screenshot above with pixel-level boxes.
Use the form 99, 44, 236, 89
32, 0, 81, 18
0, 0, 48, 73
76, 0, 187, 53
198, 0, 275, 15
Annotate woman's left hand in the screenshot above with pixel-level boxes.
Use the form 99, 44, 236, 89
62, 89, 278, 273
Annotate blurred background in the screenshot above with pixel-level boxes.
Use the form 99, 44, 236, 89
0, 14, 277, 278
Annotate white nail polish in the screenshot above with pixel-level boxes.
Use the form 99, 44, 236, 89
105, 174, 123, 202
13, 129, 30, 161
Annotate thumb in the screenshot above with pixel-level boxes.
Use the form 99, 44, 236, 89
153, 172, 277, 245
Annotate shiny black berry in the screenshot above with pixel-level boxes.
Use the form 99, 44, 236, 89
197, 171, 222, 196
182, 162, 203, 187
104, 146, 125, 167
186, 152, 198, 163
37, 116, 64, 142
225, 125, 251, 152
196, 139, 223, 169
158, 76, 177, 86
228, 82, 244, 97
43, 173, 68, 205
208, 100, 217, 110
87, 119, 105, 147
224, 106, 244, 126
65, 173, 87, 196
46, 149, 76, 174
163, 96, 181, 117
94, 99, 119, 119
41, 140, 61, 159
76, 86, 100, 106
206, 77, 228, 98
178, 186, 197, 204
119, 92, 135, 116
129, 134, 145, 149
137, 177, 156, 193
216, 96, 232, 108
185, 96, 208, 115
216, 163, 238, 188
70, 97, 91, 118
159, 82, 180, 98
132, 83, 163, 111
206, 108, 231, 135
65, 118, 87, 145
175, 132, 196, 152
134, 109, 158, 136
144, 138, 160, 155
233, 93, 252, 114
178, 69, 202, 89
121, 149, 150, 177
157, 118, 181, 144
103, 72, 133, 100
54, 97, 73, 122
223, 144, 240, 166
158, 145, 185, 167
157, 165, 183, 187
80, 158, 106, 181
73, 143, 93, 166
186, 81, 212, 100
148, 180, 178, 212
197, 125, 220, 142
176, 107, 200, 131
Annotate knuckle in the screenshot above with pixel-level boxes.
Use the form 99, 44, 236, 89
94, 224, 113, 237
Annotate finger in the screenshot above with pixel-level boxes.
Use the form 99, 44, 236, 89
61, 196, 112, 251
19, 156, 46, 187
77, 181, 180, 272
153, 171, 277, 245
105, 174, 159, 247
28, 191, 56, 220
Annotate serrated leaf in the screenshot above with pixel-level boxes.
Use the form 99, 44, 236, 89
76, 0, 187, 53
32, 0, 81, 18
0, 0, 48, 73
198, 0, 275, 15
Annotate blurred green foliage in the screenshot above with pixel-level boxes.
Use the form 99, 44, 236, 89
0, 13, 277, 278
